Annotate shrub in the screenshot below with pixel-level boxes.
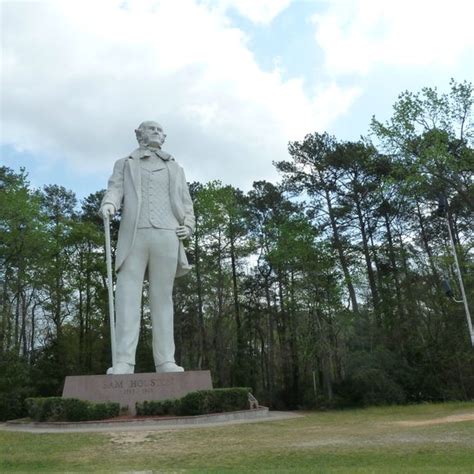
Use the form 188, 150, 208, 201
333, 348, 408, 407
178, 390, 206, 416
25, 397, 64, 421
136, 399, 178, 416
0, 389, 31, 421
63, 398, 92, 421
335, 368, 406, 406
136, 387, 252, 417
88, 401, 120, 420
0, 351, 33, 421
214, 388, 250, 412
25, 397, 119, 422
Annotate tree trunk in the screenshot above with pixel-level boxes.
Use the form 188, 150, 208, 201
229, 227, 244, 382
213, 229, 225, 386
288, 270, 300, 406
264, 277, 275, 404
355, 198, 379, 312
383, 212, 406, 338
0, 269, 10, 353
194, 229, 208, 368
324, 188, 359, 313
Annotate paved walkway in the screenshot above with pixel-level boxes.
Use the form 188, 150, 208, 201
1, 410, 303, 434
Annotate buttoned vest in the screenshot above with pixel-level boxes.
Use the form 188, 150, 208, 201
137, 156, 179, 229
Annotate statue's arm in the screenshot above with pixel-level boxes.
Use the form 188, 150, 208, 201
100, 158, 125, 213
181, 168, 195, 235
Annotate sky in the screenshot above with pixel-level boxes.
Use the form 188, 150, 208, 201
1, 0, 473, 202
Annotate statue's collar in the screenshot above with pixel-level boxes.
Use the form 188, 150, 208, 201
130, 147, 173, 161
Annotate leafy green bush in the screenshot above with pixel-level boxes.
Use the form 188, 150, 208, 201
178, 390, 205, 416
0, 352, 34, 421
25, 397, 119, 422
63, 398, 92, 421
177, 387, 252, 415
215, 388, 251, 412
25, 397, 64, 421
136, 388, 252, 417
332, 347, 408, 407
89, 402, 120, 420
136, 399, 178, 416
0, 390, 31, 421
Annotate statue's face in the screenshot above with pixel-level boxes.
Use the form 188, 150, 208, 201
138, 121, 166, 148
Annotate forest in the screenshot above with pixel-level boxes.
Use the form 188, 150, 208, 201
1, 80, 473, 420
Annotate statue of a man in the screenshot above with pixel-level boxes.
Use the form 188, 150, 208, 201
99, 121, 195, 375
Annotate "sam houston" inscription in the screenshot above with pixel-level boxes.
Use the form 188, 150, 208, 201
62, 371, 212, 414
103, 377, 174, 392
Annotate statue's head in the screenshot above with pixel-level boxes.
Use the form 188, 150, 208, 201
135, 121, 166, 148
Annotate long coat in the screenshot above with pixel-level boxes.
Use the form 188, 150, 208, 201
101, 147, 195, 277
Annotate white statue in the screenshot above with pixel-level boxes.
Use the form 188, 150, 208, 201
100, 121, 195, 374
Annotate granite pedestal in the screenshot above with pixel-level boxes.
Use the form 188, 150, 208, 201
63, 370, 212, 415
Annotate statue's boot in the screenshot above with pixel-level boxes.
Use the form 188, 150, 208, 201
106, 362, 135, 375
156, 362, 184, 373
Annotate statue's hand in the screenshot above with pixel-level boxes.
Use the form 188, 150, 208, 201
100, 203, 116, 219
176, 225, 191, 240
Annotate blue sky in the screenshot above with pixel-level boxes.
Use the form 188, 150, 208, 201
2, 0, 473, 203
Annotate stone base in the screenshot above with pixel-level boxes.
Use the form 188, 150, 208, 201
62, 370, 212, 415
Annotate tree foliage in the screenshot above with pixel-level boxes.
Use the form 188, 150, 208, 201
0, 80, 473, 420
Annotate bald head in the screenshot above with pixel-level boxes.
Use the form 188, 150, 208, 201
135, 121, 166, 148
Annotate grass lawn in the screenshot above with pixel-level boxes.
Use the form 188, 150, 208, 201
1, 401, 473, 473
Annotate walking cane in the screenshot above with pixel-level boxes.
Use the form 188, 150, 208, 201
104, 213, 117, 372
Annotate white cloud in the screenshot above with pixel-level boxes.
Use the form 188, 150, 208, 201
208, 0, 293, 25
312, 0, 474, 76
2, 0, 359, 190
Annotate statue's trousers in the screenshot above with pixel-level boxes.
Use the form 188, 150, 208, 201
114, 228, 179, 367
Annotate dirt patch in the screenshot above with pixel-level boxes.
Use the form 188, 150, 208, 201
394, 413, 474, 427
293, 438, 354, 448
109, 431, 155, 444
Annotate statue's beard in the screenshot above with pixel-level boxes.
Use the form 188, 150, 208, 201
144, 137, 164, 149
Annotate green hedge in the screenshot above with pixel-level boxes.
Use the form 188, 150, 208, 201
136, 387, 252, 417
0, 390, 31, 421
25, 397, 120, 422
138, 398, 177, 416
